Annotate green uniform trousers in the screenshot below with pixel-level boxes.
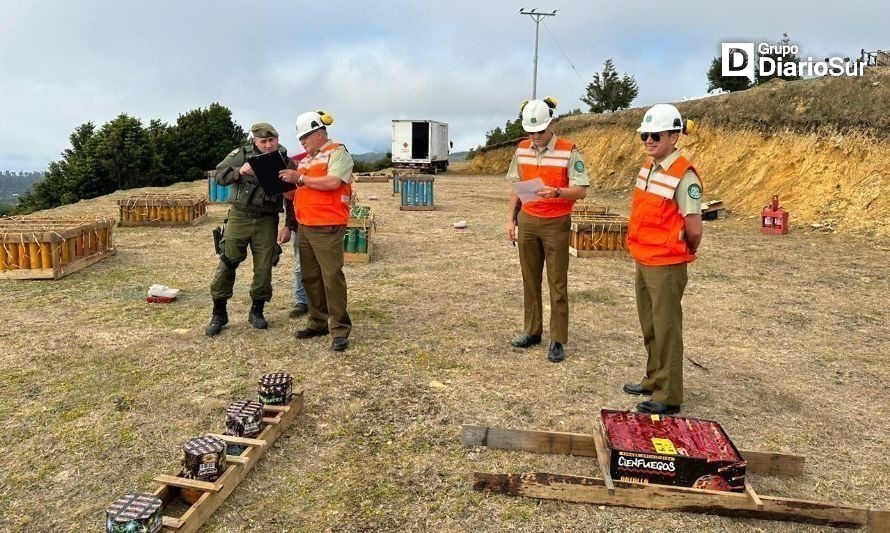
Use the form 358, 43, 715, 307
299, 225, 351, 338
517, 211, 571, 344
210, 208, 279, 302
635, 262, 688, 405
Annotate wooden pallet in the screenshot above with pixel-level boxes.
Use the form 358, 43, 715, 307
152, 392, 303, 532
118, 216, 207, 228
569, 247, 629, 259
462, 424, 889, 531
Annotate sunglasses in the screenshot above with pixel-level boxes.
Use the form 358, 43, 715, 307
640, 132, 663, 142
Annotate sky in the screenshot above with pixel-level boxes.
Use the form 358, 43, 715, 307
0, 0, 886, 171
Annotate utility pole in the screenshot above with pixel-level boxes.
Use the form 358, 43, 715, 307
519, 8, 557, 99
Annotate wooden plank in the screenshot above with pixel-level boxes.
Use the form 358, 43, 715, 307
161, 516, 183, 529
745, 478, 764, 511
460, 425, 805, 477
225, 455, 249, 465
156, 391, 304, 533
869, 508, 890, 532
117, 214, 206, 228
399, 205, 435, 211
569, 246, 629, 259
262, 416, 281, 425
153, 475, 221, 493
262, 405, 290, 413
473, 472, 872, 529
344, 240, 372, 263
206, 434, 267, 448
591, 421, 615, 494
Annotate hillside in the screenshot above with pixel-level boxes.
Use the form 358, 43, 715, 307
470, 67, 890, 238
1, 176, 888, 530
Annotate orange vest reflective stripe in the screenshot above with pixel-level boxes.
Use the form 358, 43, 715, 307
627, 155, 701, 266
295, 142, 351, 226
516, 137, 575, 218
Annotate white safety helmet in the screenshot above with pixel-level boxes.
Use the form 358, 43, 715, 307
520, 97, 557, 132
637, 104, 683, 133
296, 110, 334, 139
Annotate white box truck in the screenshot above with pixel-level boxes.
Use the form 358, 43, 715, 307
392, 120, 451, 173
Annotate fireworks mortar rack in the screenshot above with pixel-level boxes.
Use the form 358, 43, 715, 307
569, 214, 630, 259
353, 171, 391, 183
761, 195, 790, 235
461, 416, 889, 531
345, 205, 375, 263
104, 373, 303, 533
205, 170, 234, 203
0, 217, 116, 280
117, 193, 208, 227
398, 174, 435, 211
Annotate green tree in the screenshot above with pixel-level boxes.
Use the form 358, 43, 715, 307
756, 33, 802, 84
581, 59, 639, 113
706, 56, 753, 92
172, 103, 246, 182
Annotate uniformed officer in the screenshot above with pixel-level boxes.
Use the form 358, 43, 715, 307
623, 104, 703, 415
505, 97, 590, 363
280, 110, 354, 352
206, 122, 297, 336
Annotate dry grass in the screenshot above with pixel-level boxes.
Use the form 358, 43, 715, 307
1, 175, 888, 532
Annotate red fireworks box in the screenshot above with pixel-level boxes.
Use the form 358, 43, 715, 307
601, 409, 746, 492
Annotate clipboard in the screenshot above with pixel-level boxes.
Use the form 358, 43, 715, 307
246, 151, 296, 195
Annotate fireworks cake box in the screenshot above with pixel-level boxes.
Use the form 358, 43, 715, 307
257, 372, 293, 405
601, 409, 746, 492
105, 493, 163, 533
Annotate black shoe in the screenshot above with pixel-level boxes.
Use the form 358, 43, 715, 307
248, 300, 268, 329
295, 327, 329, 339
288, 303, 308, 318
636, 401, 680, 415
511, 333, 542, 348
331, 337, 349, 352
548, 341, 565, 363
205, 299, 229, 337
623, 383, 653, 396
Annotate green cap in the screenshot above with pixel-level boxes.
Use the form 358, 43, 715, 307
250, 122, 279, 138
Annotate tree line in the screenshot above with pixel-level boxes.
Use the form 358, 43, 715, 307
14, 103, 246, 214
480, 33, 802, 148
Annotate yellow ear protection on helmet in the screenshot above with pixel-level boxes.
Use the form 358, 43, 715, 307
316, 110, 334, 126
543, 96, 558, 109
683, 118, 696, 135
519, 99, 530, 112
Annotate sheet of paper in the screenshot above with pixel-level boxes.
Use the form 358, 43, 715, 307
512, 178, 545, 203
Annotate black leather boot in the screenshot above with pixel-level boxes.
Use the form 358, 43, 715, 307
205, 299, 229, 336
248, 299, 268, 329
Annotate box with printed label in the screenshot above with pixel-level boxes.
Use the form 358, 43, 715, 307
601, 409, 746, 492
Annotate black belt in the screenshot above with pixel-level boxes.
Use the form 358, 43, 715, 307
235, 209, 278, 219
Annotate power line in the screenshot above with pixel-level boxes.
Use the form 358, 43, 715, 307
542, 19, 587, 84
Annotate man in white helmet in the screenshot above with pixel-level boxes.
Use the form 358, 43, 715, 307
623, 103, 703, 415
505, 97, 590, 363
280, 110, 354, 352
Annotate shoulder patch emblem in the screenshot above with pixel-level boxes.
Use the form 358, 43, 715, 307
688, 183, 702, 200
227, 148, 240, 157
573, 160, 585, 173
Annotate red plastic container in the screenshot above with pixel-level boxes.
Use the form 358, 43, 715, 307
761, 195, 789, 235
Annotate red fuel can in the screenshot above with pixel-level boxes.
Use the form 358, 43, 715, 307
761, 195, 789, 235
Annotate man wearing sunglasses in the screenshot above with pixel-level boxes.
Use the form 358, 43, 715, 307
505, 97, 590, 363
623, 103, 703, 415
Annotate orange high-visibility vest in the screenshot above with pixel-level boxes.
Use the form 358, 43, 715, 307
627, 155, 701, 266
295, 142, 351, 226
516, 137, 575, 218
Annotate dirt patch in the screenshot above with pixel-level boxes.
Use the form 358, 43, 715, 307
0, 175, 887, 531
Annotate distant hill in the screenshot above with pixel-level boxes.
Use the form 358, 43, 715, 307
353, 152, 389, 163
0, 171, 43, 205
449, 151, 470, 162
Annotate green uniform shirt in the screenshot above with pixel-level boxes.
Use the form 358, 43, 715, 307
649, 149, 702, 216
505, 134, 591, 187
215, 142, 296, 224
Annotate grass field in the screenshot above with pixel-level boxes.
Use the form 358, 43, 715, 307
0, 175, 887, 532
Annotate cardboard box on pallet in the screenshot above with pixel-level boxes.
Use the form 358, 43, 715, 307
601, 409, 746, 492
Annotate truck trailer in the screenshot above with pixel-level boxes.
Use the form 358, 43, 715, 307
391, 120, 450, 173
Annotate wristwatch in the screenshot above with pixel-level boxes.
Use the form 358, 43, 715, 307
297, 176, 305, 187
555, 187, 562, 198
